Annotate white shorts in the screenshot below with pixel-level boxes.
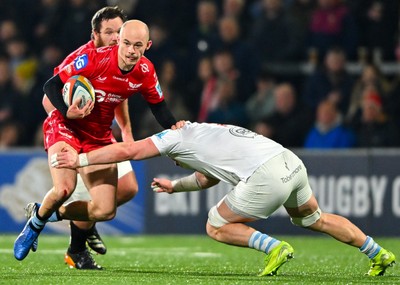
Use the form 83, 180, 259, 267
64, 160, 133, 203
224, 149, 312, 219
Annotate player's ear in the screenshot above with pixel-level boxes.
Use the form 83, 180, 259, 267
146, 40, 152, 50
92, 30, 99, 41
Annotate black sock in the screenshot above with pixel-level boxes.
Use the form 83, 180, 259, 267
68, 221, 88, 253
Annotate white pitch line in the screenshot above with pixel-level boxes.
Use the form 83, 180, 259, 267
0, 248, 221, 258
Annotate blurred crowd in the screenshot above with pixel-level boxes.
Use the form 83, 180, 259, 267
0, 0, 399, 149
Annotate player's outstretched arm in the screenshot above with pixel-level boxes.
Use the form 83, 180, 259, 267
52, 138, 160, 169
151, 172, 219, 193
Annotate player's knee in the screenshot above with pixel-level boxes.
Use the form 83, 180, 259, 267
290, 207, 321, 227
206, 206, 229, 239
97, 211, 116, 221
53, 183, 76, 201
205, 221, 217, 239
91, 207, 116, 221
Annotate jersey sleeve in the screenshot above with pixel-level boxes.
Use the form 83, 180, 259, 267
57, 49, 98, 83
138, 62, 165, 104
150, 129, 181, 155
53, 41, 94, 75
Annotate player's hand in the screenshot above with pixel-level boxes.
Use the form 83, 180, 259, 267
151, 178, 174, 193
50, 147, 79, 169
170, 120, 186, 130
66, 99, 94, 119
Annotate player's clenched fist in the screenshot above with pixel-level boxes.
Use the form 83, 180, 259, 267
151, 178, 174, 193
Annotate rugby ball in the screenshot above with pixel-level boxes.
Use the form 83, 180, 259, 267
62, 75, 95, 108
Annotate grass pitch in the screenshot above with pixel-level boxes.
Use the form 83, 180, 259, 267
0, 234, 399, 284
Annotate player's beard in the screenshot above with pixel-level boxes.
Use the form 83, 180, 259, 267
95, 38, 117, 48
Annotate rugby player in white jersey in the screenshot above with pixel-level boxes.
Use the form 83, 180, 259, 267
52, 121, 396, 277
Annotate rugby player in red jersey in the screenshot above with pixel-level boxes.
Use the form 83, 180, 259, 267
37, 6, 139, 270
14, 19, 185, 264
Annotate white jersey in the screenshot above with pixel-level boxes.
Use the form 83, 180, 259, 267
150, 122, 286, 185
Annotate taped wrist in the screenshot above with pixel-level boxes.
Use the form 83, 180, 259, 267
78, 153, 89, 167
171, 173, 201, 192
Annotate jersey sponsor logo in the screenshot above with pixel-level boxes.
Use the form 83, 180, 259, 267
56, 124, 74, 139
97, 46, 112, 53
280, 164, 302, 183
140, 63, 150, 73
59, 131, 73, 140
113, 76, 128, 82
94, 89, 124, 103
155, 130, 169, 139
155, 80, 163, 97
96, 76, 107, 82
229, 127, 257, 138
74, 54, 89, 70
128, 82, 143, 90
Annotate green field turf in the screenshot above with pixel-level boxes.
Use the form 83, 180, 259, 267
0, 234, 399, 284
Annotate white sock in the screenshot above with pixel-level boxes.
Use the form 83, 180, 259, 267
360, 236, 381, 259
248, 231, 280, 254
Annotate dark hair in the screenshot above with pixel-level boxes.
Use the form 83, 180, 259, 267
91, 6, 127, 33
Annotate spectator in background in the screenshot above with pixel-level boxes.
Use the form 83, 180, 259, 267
387, 43, 400, 126
145, 20, 179, 71
254, 82, 313, 147
26, 44, 65, 145
33, 0, 67, 52
34, 44, 65, 86
59, 0, 94, 54
248, 0, 300, 64
358, 0, 399, 62
302, 47, 354, 115
198, 49, 240, 122
0, 19, 19, 54
286, 0, 317, 61
186, 0, 219, 77
354, 90, 400, 147
187, 56, 217, 122
5, 37, 40, 145
304, 100, 355, 149
221, 0, 251, 38
346, 63, 391, 125
0, 57, 23, 146
0, 120, 22, 148
138, 59, 191, 138
245, 71, 276, 126
0, 57, 18, 124
215, 16, 258, 101
307, 0, 358, 61
6, 37, 38, 76
132, 0, 195, 48
206, 78, 248, 126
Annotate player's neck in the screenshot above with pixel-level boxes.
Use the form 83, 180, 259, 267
119, 67, 133, 74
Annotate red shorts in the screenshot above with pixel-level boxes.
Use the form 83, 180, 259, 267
43, 110, 116, 153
